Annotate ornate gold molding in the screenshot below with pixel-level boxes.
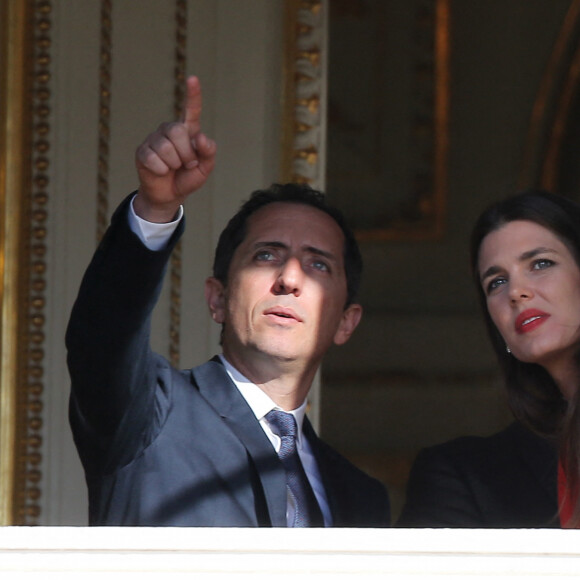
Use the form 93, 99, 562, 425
0, 0, 30, 527
0, 0, 44, 526
97, 0, 113, 242
283, 0, 450, 240
542, 40, 580, 192
362, 0, 449, 241
282, 0, 326, 188
169, 0, 188, 368
23, 0, 52, 526
519, 0, 580, 192
431, 0, 451, 239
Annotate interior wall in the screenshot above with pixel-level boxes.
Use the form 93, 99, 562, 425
321, 0, 574, 519
41, 0, 284, 525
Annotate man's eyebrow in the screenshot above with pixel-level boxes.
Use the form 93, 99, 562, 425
252, 241, 288, 250
304, 246, 338, 261
480, 247, 557, 282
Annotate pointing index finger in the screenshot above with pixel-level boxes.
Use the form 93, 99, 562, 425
183, 75, 202, 136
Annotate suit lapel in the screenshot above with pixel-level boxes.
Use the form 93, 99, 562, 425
191, 359, 287, 527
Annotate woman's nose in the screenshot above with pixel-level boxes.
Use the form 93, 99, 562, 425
508, 276, 533, 303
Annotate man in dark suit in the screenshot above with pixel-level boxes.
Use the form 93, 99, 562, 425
397, 421, 558, 528
66, 76, 390, 527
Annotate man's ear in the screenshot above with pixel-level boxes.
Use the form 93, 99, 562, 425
205, 277, 226, 323
333, 303, 362, 346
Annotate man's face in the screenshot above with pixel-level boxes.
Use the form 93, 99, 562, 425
205, 202, 362, 372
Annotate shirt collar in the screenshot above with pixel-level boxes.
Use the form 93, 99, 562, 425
218, 354, 308, 443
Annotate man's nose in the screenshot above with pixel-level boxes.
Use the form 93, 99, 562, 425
273, 257, 303, 296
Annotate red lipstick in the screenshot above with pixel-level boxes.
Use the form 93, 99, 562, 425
515, 309, 550, 334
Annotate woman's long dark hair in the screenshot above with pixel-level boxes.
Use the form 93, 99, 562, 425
470, 189, 580, 525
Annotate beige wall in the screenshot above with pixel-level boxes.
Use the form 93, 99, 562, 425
41, 0, 285, 525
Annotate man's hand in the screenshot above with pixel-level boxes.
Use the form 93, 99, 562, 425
134, 76, 216, 222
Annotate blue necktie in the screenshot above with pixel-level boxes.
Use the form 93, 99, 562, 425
266, 409, 324, 527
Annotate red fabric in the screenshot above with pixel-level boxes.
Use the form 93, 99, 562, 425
558, 460, 577, 528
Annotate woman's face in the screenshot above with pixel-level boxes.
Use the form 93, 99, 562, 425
478, 220, 580, 388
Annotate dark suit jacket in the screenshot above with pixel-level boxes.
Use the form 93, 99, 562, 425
66, 195, 390, 527
397, 422, 559, 528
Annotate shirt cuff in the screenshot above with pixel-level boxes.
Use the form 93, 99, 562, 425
128, 195, 184, 251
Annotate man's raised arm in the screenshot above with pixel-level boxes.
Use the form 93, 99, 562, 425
67, 76, 215, 475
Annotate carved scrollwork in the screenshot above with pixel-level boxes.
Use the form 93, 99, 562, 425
282, 0, 326, 188
97, 0, 112, 242
169, 0, 188, 368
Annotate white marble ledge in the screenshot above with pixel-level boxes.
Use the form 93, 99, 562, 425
0, 527, 579, 578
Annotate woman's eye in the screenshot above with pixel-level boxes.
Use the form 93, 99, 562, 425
486, 277, 506, 294
532, 258, 555, 270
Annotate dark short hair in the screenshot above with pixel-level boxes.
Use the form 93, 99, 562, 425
470, 189, 580, 435
212, 183, 362, 306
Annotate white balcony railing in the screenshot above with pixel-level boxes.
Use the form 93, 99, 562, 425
1, 527, 579, 578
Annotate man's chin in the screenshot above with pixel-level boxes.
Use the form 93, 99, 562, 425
225, 334, 315, 366
255, 345, 301, 363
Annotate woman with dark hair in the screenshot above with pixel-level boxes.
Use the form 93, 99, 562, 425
471, 189, 580, 527
399, 190, 580, 528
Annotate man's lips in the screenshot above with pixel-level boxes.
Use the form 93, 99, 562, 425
515, 309, 550, 334
263, 307, 303, 323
